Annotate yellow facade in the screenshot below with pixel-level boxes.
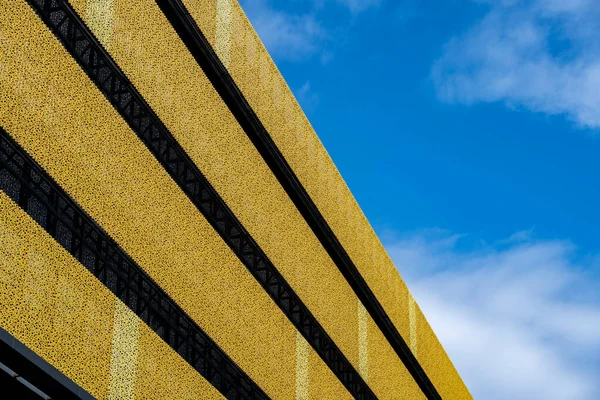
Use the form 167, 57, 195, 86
0, 193, 223, 399
182, 0, 471, 398
0, 0, 470, 398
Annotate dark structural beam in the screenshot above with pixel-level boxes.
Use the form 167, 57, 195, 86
154, 0, 442, 398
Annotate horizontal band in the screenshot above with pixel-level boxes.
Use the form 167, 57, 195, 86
25, 0, 375, 398
0, 124, 266, 398
154, 0, 442, 398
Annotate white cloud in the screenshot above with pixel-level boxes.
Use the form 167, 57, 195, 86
432, 0, 600, 128
495, 227, 535, 245
384, 228, 600, 400
240, 0, 327, 61
240, 0, 380, 62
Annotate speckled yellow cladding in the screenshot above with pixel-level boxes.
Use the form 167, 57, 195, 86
358, 300, 369, 382
0, 192, 222, 399
69, 0, 365, 379
296, 331, 309, 400
108, 301, 140, 400
64, 0, 439, 395
0, 192, 113, 399
409, 292, 418, 356
367, 312, 428, 400
0, 2, 296, 397
215, 0, 233, 69
134, 322, 224, 399
180, 0, 472, 397
85, 0, 114, 49
416, 303, 473, 399
307, 345, 352, 399
0, 0, 470, 397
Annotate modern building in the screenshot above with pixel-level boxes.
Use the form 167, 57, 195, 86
0, 0, 471, 398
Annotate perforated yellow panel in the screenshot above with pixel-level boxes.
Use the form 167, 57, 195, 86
367, 312, 426, 399
181, 0, 471, 397
135, 321, 224, 399
307, 344, 352, 399
0, 192, 113, 399
70, 0, 364, 373
0, 3, 295, 397
416, 304, 472, 400
71, 1, 456, 396
108, 301, 140, 400
0, 192, 223, 399
0, 0, 471, 397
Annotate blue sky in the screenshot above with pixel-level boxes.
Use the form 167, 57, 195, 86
240, 0, 600, 398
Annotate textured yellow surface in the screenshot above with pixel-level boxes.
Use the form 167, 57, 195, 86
69, 0, 365, 374
0, 192, 114, 399
215, 0, 233, 69
0, 0, 470, 397
85, 0, 114, 49
416, 305, 472, 400
108, 301, 140, 400
0, 3, 296, 397
181, 0, 471, 397
135, 321, 224, 399
367, 313, 426, 400
409, 292, 418, 356
296, 331, 309, 400
358, 300, 369, 382
307, 344, 352, 399
0, 193, 222, 400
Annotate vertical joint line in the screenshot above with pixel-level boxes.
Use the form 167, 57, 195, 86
215, 0, 232, 69
85, 0, 115, 50
108, 300, 140, 400
408, 293, 418, 357
296, 331, 309, 400
358, 300, 368, 383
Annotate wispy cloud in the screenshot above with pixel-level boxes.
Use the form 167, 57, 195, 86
384, 228, 600, 400
295, 81, 320, 112
240, 0, 327, 61
240, 0, 380, 62
432, 0, 600, 128
336, 0, 380, 14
